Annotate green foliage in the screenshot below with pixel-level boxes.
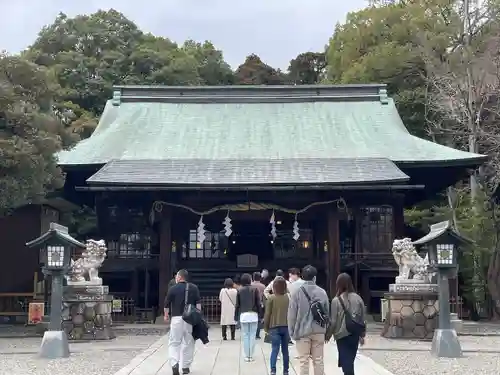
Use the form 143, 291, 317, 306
456, 192, 495, 309
325, 0, 458, 137
60, 206, 98, 238
235, 54, 288, 85
405, 190, 494, 310
0, 54, 76, 214
24, 10, 236, 138
287, 52, 326, 84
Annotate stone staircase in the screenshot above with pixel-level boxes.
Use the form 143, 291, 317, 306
188, 268, 260, 297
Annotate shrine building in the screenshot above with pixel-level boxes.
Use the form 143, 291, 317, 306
57, 84, 485, 318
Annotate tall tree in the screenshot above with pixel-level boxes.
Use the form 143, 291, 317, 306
182, 40, 235, 85
0, 54, 75, 214
24, 10, 235, 138
27, 10, 144, 115
422, 0, 500, 317
288, 52, 326, 84
326, 0, 453, 137
235, 54, 287, 85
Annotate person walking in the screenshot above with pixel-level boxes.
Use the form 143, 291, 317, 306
252, 272, 266, 339
233, 274, 241, 289
219, 278, 237, 341
288, 265, 330, 375
263, 277, 290, 375
264, 269, 291, 299
164, 269, 201, 375
327, 273, 366, 375
261, 269, 271, 286
287, 268, 305, 296
234, 273, 262, 362
167, 271, 178, 293
233, 274, 242, 329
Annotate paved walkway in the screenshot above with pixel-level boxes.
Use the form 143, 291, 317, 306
114, 330, 395, 375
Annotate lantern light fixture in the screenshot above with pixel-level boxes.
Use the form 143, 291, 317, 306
47, 246, 65, 268
412, 220, 472, 359
26, 222, 85, 359
437, 244, 454, 265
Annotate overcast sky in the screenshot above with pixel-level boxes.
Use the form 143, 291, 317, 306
0, 0, 367, 69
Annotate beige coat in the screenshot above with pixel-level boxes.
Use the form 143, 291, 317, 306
219, 287, 237, 326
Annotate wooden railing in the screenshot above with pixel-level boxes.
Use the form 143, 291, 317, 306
110, 294, 156, 323
106, 252, 160, 260
201, 296, 221, 324
0, 293, 36, 324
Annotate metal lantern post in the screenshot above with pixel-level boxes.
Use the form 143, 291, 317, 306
26, 223, 85, 359
413, 221, 472, 358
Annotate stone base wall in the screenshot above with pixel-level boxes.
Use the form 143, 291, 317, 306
382, 291, 439, 339
62, 285, 115, 340
62, 300, 115, 340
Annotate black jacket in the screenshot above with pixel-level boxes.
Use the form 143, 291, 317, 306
234, 285, 262, 321
192, 317, 209, 344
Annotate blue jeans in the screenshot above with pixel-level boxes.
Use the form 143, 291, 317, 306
241, 321, 258, 358
270, 326, 290, 374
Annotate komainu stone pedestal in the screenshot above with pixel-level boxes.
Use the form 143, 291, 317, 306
62, 285, 115, 340
382, 284, 439, 339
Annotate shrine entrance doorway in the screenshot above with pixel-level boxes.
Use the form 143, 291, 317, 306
228, 220, 274, 268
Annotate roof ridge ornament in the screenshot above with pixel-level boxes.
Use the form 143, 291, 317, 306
112, 89, 122, 106
379, 87, 389, 104
111, 84, 388, 104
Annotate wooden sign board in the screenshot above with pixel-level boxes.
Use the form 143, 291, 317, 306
28, 302, 44, 325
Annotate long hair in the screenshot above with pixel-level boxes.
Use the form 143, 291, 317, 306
336, 273, 355, 296
272, 276, 287, 295
240, 273, 252, 286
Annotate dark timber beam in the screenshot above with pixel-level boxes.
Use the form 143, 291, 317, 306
76, 184, 425, 192
158, 207, 172, 316
326, 209, 340, 297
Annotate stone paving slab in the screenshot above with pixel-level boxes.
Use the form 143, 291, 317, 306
115, 330, 395, 375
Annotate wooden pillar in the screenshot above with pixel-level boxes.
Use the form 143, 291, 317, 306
132, 269, 139, 305
393, 195, 405, 238
326, 209, 340, 297
158, 208, 172, 314
144, 268, 150, 309
354, 207, 363, 292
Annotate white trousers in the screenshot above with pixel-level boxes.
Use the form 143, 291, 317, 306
168, 316, 195, 368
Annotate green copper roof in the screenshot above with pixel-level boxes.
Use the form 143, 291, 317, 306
57, 85, 486, 166
86, 158, 410, 186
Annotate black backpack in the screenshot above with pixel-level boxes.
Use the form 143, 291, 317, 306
338, 295, 366, 336
300, 286, 330, 328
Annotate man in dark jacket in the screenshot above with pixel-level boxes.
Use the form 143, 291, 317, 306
164, 269, 200, 375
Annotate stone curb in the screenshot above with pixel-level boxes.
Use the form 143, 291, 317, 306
112, 334, 167, 375
357, 353, 396, 375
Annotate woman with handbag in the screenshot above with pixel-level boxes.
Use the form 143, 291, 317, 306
263, 277, 290, 375
219, 278, 237, 340
234, 273, 262, 362
327, 273, 366, 375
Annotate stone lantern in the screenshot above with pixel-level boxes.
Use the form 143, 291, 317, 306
26, 223, 85, 359
413, 220, 472, 358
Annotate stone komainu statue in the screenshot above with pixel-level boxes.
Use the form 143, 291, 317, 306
66, 239, 107, 285
392, 238, 431, 283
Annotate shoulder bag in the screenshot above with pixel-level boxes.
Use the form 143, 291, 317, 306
301, 286, 330, 327
224, 289, 235, 306
338, 294, 366, 336
182, 283, 197, 325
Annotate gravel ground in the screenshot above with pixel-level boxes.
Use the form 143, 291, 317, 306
363, 350, 500, 375
361, 333, 500, 375
0, 331, 164, 375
